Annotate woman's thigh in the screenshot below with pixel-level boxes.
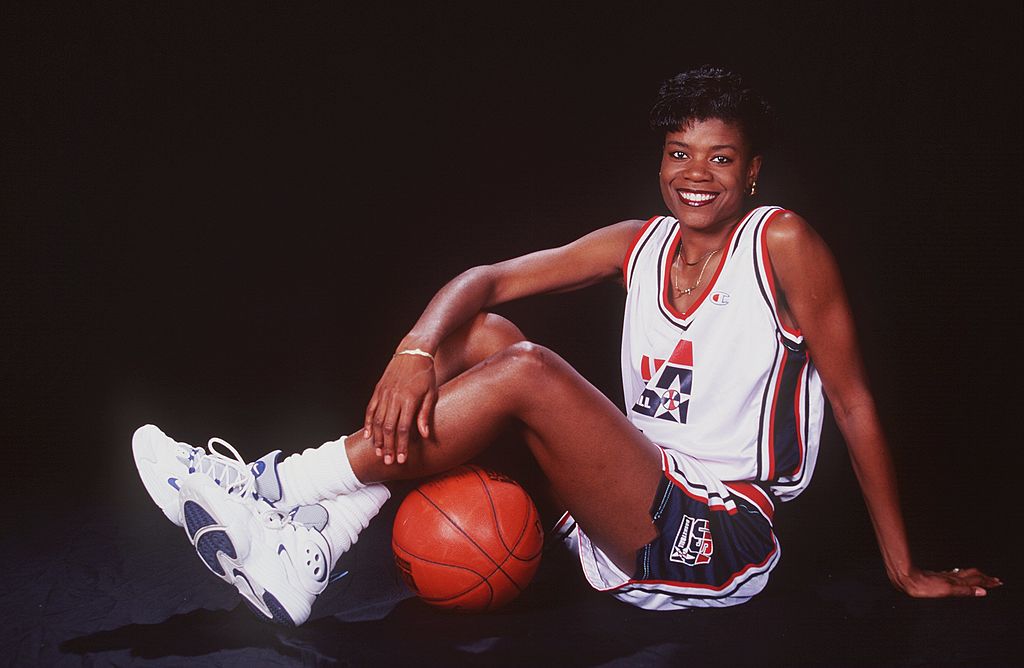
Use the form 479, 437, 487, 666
352, 341, 664, 573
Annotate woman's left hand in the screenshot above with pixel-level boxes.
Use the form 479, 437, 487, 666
893, 566, 1002, 598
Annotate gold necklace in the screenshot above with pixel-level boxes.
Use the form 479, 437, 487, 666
682, 246, 720, 266
672, 246, 721, 296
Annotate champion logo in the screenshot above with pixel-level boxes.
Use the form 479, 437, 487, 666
710, 291, 730, 305
251, 461, 266, 477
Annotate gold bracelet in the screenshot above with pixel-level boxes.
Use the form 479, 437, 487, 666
394, 348, 434, 361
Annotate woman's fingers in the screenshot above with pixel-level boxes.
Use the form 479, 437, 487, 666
381, 394, 404, 465
373, 392, 391, 459
364, 389, 383, 455
395, 397, 418, 464
364, 356, 437, 464
944, 567, 1002, 588
417, 387, 437, 440
906, 567, 1002, 598
377, 393, 420, 465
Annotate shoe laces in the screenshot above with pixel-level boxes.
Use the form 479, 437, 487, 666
195, 437, 300, 530
188, 437, 258, 500
260, 508, 294, 530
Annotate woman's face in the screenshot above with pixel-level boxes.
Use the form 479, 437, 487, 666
658, 118, 761, 234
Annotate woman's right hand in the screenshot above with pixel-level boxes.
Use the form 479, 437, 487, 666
363, 351, 438, 465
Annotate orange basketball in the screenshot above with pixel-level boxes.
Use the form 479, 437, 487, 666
392, 465, 544, 612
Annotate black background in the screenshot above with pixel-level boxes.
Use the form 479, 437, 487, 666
3, 0, 1021, 589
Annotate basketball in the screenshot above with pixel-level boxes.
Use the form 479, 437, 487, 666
392, 465, 544, 612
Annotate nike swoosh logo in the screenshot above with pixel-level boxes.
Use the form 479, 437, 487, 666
167, 477, 180, 490
277, 544, 327, 583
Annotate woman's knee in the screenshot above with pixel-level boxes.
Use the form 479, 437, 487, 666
435, 313, 528, 381
467, 312, 526, 356
493, 341, 571, 386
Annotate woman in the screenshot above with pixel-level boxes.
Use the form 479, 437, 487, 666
133, 66, 999, 626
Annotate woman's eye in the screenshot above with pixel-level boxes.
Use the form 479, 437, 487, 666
710, 155, 731, 164
670, 151, 688, 160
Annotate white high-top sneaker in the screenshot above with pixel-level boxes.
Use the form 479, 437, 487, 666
134, 423, 389, 625
132, 424, 294, 526
178, 474, 390, 626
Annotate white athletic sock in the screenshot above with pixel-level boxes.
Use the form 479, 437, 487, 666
277, 435, 364, 507
319, 484, 392, 558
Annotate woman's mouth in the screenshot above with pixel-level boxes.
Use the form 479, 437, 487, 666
677, 190, 719, 207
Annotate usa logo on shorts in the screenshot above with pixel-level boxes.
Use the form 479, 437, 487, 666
669, 514, 714, 566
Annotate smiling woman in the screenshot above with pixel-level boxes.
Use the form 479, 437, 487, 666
658, 118, 761, 311
131, 65, 1000, 627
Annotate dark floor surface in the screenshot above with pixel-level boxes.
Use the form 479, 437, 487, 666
3, 479, 1017, 668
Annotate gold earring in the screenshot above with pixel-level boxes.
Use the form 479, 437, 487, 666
749, 181, 757, 196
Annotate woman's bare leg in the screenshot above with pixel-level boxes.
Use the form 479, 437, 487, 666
347, 338, 663, 574
431, 312, 527, 383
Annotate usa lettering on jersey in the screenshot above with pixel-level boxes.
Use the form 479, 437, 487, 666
669, 514, 714, 566
631, 339, 693, 424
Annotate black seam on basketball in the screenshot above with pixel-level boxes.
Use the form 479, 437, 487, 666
505, 478, 533, 556
472, 467, 536, 563
482, 514, 542, 592
504, 497, 543, 563
402, 468, 541, 605
393, 542, 487, 578
414, 487, 503, 570
446, 577, 495, 609
483, 577, 494, 610
490, 553, 525, 592
470, 467, 540, 590
470, 467, 516, 554
393, 542, 493, 601
393, 549, 489, 602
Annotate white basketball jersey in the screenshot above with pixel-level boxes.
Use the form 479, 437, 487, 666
620, 206, 824, 501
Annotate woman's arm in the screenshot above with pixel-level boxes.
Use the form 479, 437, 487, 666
364, 219, 646, 464
766, 211, 1000, 597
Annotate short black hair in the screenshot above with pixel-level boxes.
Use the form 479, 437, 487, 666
650, 66, 775, 154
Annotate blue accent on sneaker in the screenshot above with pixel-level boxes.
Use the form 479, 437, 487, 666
183, 500, 217, 540
251, 450, 284, 504
329, 570, 349, 584
278, 544, 286, 555
233, 568, 286, 626
196, 529, 236, 577
261, 591, 296, 627
167, 477, 180, 491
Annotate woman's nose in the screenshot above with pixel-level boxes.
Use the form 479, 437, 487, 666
682, 162, 711, 182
